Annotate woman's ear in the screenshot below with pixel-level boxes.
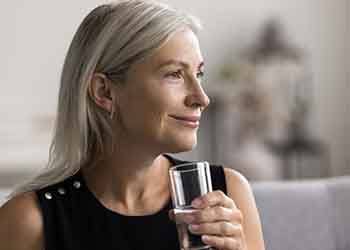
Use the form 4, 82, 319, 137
88, 73, 116, 114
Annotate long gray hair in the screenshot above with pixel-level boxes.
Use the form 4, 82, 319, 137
9, 0, 201, 198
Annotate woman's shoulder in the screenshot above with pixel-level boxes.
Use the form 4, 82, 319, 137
34, 171, 83, 203
222, 166, 266, 250
222, 166, 252, 200
0, 191, 44, 250
222, 167, 250, 189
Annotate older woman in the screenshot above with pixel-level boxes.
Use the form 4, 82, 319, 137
0, 1, 265, 250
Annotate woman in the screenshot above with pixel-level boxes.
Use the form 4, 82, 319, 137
0, 1, 265, 249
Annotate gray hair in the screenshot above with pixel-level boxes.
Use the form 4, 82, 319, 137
9, 0, 202, 198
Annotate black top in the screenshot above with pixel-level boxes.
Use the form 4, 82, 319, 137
35, 155, 227, 250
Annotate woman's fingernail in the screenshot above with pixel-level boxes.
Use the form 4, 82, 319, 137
189, 224, 199, 231
202, 235, 210, 242
192, 199, 202, 207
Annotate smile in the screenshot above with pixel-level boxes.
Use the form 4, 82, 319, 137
169, 115, 200, 129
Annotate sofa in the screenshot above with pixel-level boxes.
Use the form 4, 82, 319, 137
1, 177, 349, 250
252, 176, 350, 250
0, 189, 11, 206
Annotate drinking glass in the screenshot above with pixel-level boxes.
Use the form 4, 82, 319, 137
169, 161, 213, 250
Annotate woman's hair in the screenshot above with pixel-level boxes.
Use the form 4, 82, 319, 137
9, 0, 201, 198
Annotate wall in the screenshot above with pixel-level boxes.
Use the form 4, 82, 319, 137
172, 0, 349, 177
0, 0, 349, 186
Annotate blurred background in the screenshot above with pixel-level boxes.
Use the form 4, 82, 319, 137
0, 0, 349, 189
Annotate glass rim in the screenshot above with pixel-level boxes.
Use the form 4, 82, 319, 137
169, 161, 209, 173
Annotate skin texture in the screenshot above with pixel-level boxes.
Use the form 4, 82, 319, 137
0, 192, 44, 250
0, 28, 265, 250
80, 27, 210, 215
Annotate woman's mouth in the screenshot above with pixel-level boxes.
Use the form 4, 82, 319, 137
169, 115, 200, 129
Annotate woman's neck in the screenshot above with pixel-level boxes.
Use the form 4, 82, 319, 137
81, 152, 172, 215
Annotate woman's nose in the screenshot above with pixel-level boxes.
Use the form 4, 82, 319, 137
184, 78, 210, 111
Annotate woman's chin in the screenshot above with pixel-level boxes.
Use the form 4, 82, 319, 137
165, 134, 197, 153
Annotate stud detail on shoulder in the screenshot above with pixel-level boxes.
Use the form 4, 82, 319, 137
58, 188, 66, 195
44, 192, 53, 200
73, 181, 81, 189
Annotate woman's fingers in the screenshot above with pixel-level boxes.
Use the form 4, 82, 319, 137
202, 235, 243, 250
188, 221, 243, 237
169, 206, 243, 225
192, 190, 236, 209
168, 190, 246, 250
169, 190, 237, 223
168, 209, 175, 221
176, 206, 242, 224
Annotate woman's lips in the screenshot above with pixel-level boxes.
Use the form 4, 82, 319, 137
169, 115, 200, 128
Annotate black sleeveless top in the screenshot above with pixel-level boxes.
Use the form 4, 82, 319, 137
35, 155, 227, 250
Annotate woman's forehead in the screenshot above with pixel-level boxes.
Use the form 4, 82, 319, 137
148, 29, 203, 69
128, 28, 203, 75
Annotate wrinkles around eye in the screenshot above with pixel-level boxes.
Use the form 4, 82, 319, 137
165, 70, 204, 81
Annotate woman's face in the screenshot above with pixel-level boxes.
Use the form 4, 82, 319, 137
114, 28, 210, 154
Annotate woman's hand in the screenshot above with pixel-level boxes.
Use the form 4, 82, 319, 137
169, 190, 247, 250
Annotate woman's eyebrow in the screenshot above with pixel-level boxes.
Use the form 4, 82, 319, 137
157, 59, 204, 70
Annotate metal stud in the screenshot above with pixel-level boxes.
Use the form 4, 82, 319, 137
73, 181, 81, 189
44, 192, 52, 200
58, 188, 66, 195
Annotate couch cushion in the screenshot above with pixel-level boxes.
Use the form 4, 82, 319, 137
0, 189, 11, 206
327, 177, 350, 250
252, 179, 337, 250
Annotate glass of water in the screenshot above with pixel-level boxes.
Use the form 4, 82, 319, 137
169, 161, 213, 250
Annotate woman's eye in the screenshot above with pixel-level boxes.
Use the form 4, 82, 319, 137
165, 70, 204, 80
166, 70, 183, 79
197, 71, 205, 79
